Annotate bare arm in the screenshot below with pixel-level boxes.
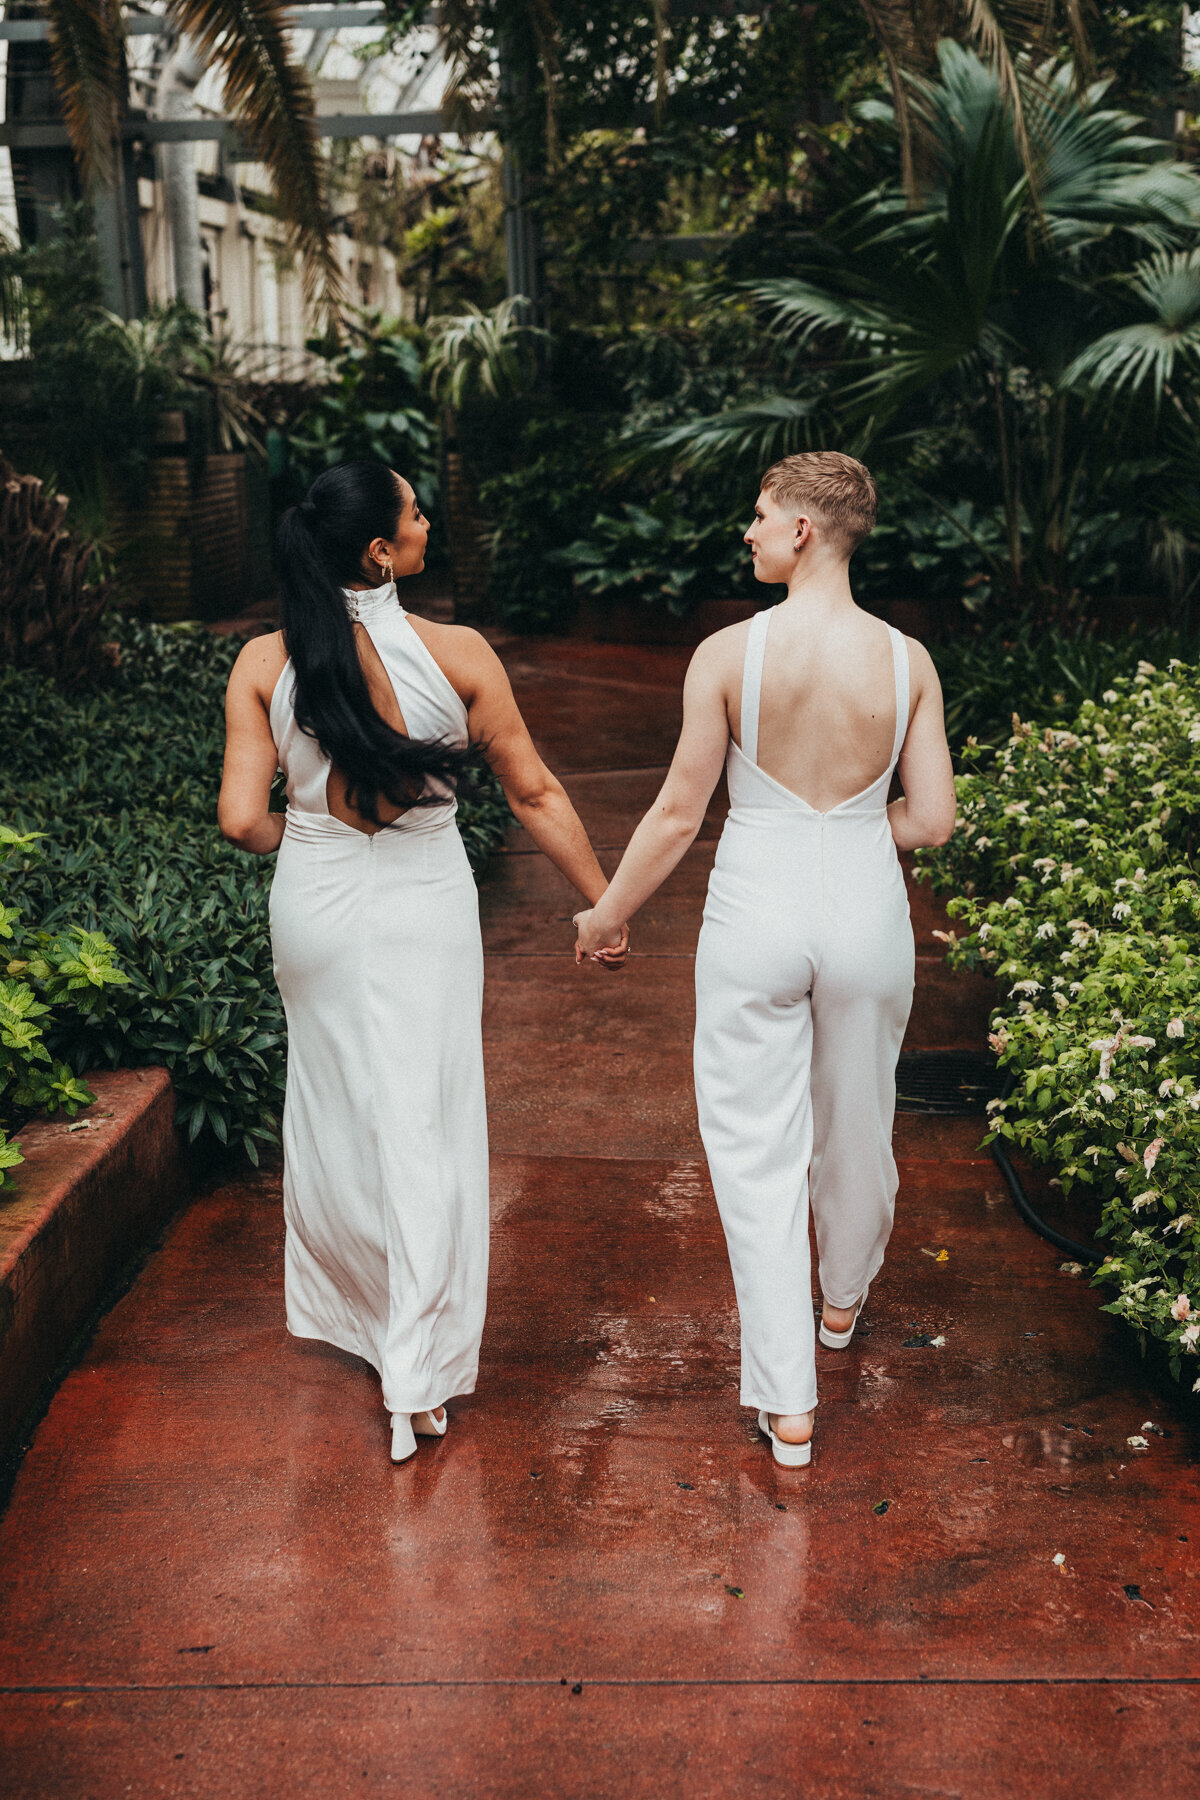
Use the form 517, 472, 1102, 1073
218, 636, 287, 855
574, 634, 733, 956
448, 630, 620, 921
888, 641, 957, 851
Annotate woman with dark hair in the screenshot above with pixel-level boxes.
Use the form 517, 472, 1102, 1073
219, 460, 625, 1464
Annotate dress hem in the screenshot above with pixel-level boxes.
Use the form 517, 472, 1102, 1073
285, 1321, 478, 1412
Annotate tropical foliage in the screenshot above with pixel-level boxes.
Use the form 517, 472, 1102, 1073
0, 825, 129, 1185
621, 45, 1200, 610
919, 657, 1200, 1377
40, 0, 338, 305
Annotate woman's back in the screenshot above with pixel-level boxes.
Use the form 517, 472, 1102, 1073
740, 605, 908, 814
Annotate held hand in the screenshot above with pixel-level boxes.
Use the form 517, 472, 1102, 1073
573, 910, 630, 968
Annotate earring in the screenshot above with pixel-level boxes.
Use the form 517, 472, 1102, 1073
381, 557, 394, 582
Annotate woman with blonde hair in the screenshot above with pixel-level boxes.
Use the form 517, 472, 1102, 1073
574, 452, 956, 1465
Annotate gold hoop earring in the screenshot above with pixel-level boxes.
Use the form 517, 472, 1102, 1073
381, 557, 394, 583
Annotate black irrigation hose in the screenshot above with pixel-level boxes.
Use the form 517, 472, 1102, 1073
990, 1071, 1103, 1266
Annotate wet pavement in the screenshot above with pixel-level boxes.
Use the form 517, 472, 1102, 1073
1, 634, 1197, 1796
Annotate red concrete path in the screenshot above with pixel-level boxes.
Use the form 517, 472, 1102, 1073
2, 638, 1198, 1797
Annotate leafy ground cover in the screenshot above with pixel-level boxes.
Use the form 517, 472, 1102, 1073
0, 622, 512, 1164
920, 658, 1200, 1379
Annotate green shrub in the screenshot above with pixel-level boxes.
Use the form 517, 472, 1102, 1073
0, 620, 512, 1162
919, 658, 1200, 1380
0, 824, 129, 1182
932, 619, 1200, 749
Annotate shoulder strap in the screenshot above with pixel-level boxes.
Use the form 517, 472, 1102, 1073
888, 625, 910, 767
740, 607, 773, 767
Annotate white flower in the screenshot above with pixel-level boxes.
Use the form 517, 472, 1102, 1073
1072, 819, 1091, 830
1159, 1079, 1177, 1097
977, 923, 991, 941
1127, 1435, 1149, 1449
975, 836, 991, 849
1004, 800, 1030, 817
1167, 1018, 1185, 1039
1009, 979, 1043, 997
1128, 1036, 1156, 1051
1131, 1191, 1157, 1211
1102, 689, 1119, 703
1170, 1294, 1192, 1322
1036, 922, 1056, 940
1003, 896, 1022, 911
1144, 1137, 1164, 1173
1136, 660, 1157, 677
1193, 1376, 1200, 1393
988, 1029, 1009, 1054
1150, 781, 1168, 798
1183, 1321, 1200, 1350
1052, 1551, 1066, 1566
1098, 1083, 1117, 1103
1054, 992, 1069, 1012
1112, 902, 1132, 921
1032, 857, 1056, 873
1189, 722, 1200, 744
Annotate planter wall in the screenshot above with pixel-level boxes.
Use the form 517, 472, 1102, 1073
0, 1068, 189, 1461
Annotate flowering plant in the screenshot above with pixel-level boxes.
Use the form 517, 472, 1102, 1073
918, 659, 1200, 1382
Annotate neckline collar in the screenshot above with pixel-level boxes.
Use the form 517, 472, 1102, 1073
343, 580, 402, 622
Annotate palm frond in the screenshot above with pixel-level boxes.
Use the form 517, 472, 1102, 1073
855, 0, 920, 199
1061, 251, 1200, 404
957, 0, 1031, 167
607, 396, 821, 479
167, 0, 342, 314
44, 0, 126, 191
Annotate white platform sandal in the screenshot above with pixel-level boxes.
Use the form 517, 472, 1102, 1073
412, 1407, 448, 1438
390, 1414, 418, 1462
818, 1289, 868, 1350
757, 1411, 813, 1468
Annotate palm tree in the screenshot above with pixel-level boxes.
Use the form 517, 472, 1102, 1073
858, 0, 1092, 194
38, 0, 340, 308
624, 45, 1200, 603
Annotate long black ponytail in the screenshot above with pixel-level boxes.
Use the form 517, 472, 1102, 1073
275, 460, 475, 823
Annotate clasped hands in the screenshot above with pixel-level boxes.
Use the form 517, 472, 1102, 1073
573, 906, 630, 969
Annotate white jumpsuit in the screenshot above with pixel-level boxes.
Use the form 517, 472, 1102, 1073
694, 607, 915, 1417
267, 583, 489, 1416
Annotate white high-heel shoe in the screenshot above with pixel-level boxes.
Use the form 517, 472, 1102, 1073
412, 1407, 448, 1438
818, 1289, 868, 1350
390, 1414, 417, 1462
757, 1411, 813, 1467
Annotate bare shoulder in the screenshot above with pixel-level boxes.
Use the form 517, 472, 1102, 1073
901, 634, 942, 697
404, 618, 505, 701
229, 629, 288, 701
688, 617, 752, 686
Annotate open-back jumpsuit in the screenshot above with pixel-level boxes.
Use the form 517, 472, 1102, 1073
694, 606, 915, 1417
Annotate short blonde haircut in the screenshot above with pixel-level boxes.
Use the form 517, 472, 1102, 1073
761, 451, 877, 555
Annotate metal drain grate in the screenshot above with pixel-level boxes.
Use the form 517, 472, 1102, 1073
895, 1050, 1000, 1115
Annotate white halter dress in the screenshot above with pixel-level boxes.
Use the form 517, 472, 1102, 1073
267, 584, 488, 1415
694, 608, 915, 1416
